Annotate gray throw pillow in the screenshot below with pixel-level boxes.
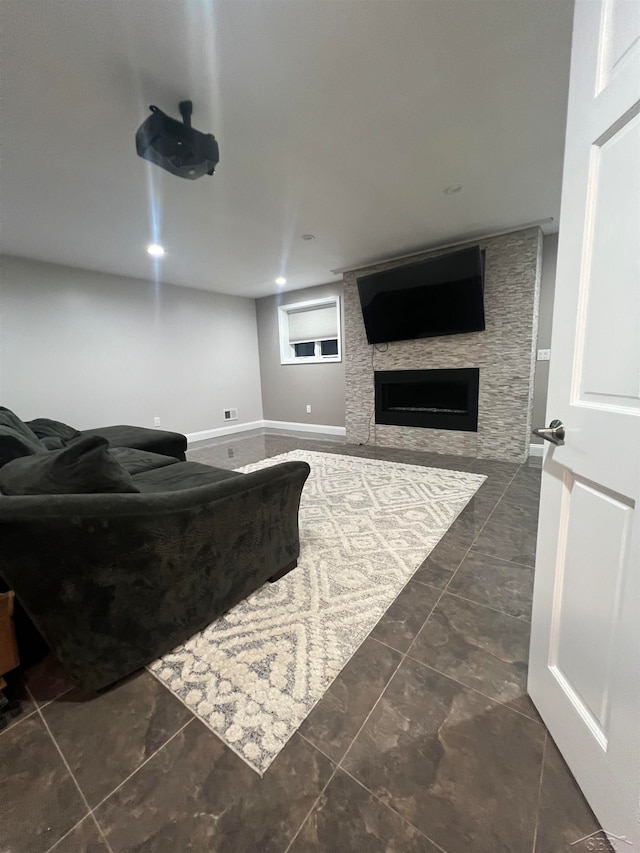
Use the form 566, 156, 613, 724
0, 435, 139, 495
0, 407, 45, 467
26, 417, 82, 443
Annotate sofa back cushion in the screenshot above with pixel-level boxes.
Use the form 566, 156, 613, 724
0, 407, 45, 468
0, 435, 139, 495
26, 417, 82, 444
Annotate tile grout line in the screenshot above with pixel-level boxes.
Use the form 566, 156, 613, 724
458, 548, 537, 571
338, 764, 451, 853
328, 601, 446, 847
439, 589, 532, 623
281, 764, 339, 853
323, 591, 451, 848
283, 645, 411, 853
28, 685, 115, 853
337, 617, 435, 767
499, 498, 541, 513
285, 592, 441, 852
531, 731, 549, 853
39, 685, 75, 708
369, 634, 541, 726
0, 706, 38, 738
436, 467, 522, 600
35, 680, 195, 851
88, 718, 195, 814
296, 730, 339, 766
405, 657, 542, 725
0, 684, 74, 742
44, 813, 96, 853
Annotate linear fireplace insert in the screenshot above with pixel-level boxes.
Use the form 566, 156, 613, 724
375, 368, 480, 432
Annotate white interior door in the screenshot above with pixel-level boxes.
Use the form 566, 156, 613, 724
528, 0, 640, 845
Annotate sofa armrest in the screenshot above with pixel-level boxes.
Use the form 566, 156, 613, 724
79, 425, 187, 460
0, 461, 308, 519
0, 460, 310, 690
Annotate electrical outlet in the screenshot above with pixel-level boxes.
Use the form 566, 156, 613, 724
223, 408, 238, 421
306, 404, 312, 413
537, 349, 551, 361
154, 416, 161, 426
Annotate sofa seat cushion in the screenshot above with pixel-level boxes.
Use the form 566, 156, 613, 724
0, 435, 139, 495
41, 436, 66, 450
110, 447, 179, 476
0, 407, 45, 468
133, 461, 241, 493
80, 425, 187, 460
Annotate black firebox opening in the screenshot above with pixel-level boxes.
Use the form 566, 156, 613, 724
375, 368, 479, 432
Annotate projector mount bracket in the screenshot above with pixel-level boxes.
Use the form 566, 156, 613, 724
178, 100, 192, 128
148, 100, 193, 128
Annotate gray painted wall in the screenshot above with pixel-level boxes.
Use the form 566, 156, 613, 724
256, 282, 346, 427
531, 233, 558, 444
0, 241, 556, 444
0, 256, 264, 435
344, 227, 543, 462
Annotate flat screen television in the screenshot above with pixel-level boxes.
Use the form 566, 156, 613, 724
356, 246, 485, 345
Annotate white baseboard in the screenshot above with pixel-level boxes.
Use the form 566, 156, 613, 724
186, 419, 346, 445
186, 420, 265, 445
262, 419, 346, 437
191, 422, 534, 448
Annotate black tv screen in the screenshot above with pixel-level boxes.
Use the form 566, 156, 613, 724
356, 246, 485, 345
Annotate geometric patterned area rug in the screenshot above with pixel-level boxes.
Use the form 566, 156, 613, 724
149, 450, 485, 774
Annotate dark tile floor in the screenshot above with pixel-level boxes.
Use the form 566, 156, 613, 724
0, 431, 606, 852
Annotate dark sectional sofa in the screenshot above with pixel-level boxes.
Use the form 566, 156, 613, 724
0, 410, 310, 691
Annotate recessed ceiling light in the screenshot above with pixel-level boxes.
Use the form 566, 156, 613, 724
146, 243, 165, 257
443, 184, 463, 195
301, 234, 315, 241
275, 276, 287, 286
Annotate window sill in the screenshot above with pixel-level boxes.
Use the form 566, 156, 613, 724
280, 356, 342, 365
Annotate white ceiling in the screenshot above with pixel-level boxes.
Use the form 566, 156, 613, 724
1, 0, 574, 298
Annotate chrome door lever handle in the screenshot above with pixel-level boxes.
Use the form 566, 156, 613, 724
532, 419, 565, 446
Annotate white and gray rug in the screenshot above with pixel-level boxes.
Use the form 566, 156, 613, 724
149, 450, 485, 774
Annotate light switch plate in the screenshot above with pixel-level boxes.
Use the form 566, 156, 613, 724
537, 349, 551, 361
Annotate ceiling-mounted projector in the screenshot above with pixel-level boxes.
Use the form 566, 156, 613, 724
135, 100, 219, 180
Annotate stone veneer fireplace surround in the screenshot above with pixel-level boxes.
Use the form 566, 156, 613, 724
344, 227, 542, 462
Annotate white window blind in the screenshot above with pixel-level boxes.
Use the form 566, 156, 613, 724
287, 305, 337, 343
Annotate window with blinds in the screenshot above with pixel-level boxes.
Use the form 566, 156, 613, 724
278, 296, 341, 364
